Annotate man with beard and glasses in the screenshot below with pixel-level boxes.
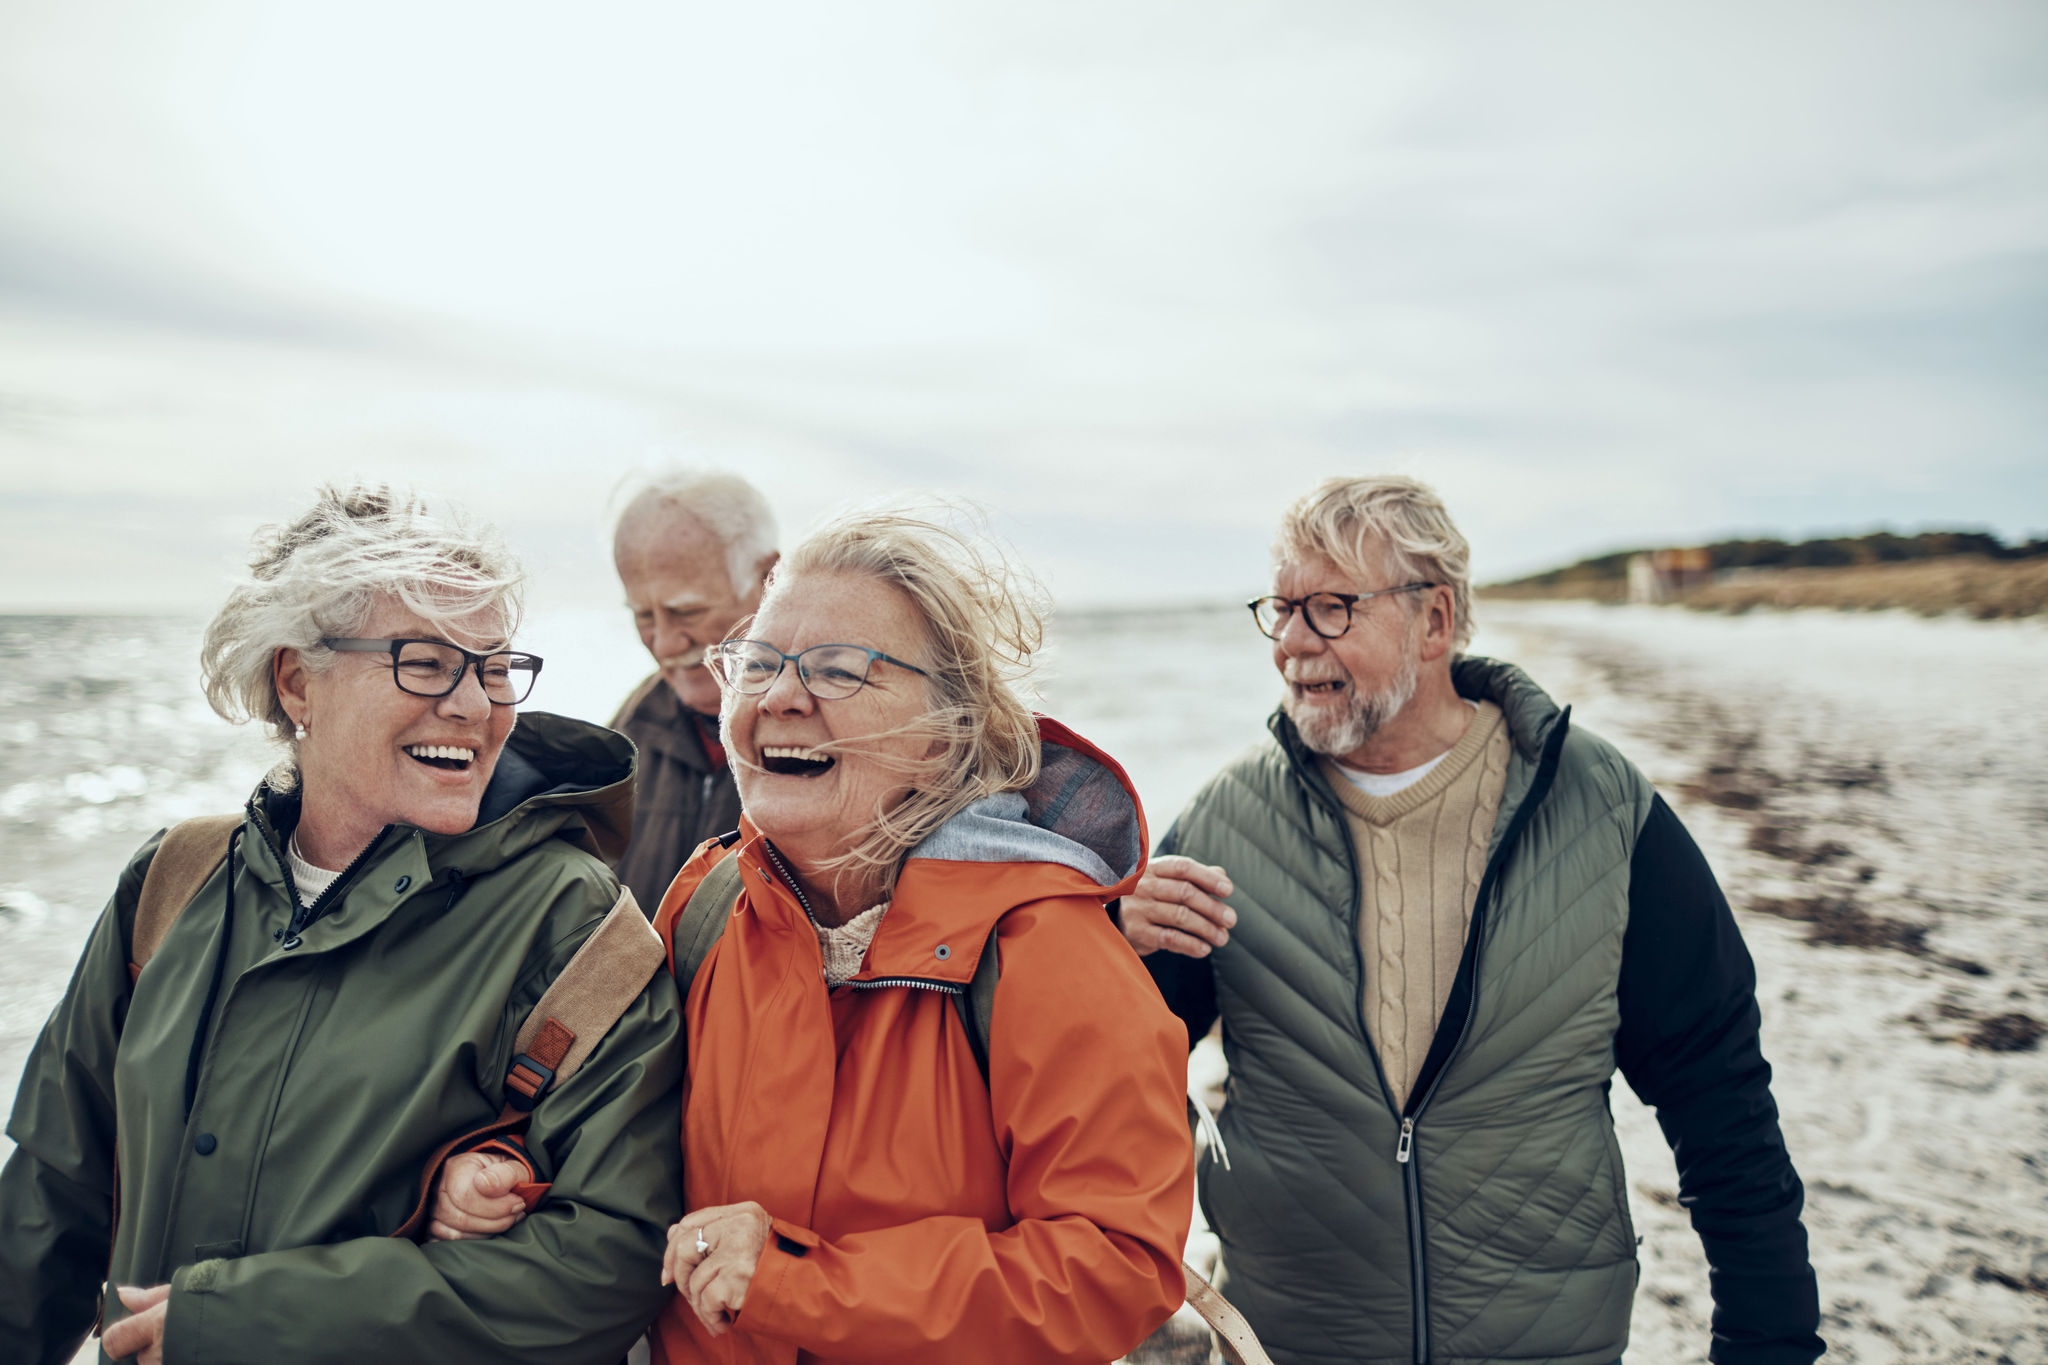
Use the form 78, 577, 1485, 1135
1117, 476, 1824, 1365
609, 472, 778, 912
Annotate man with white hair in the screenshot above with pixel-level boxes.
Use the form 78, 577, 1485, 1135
1119, 476, 1823, 1365
610, 472, 778, 911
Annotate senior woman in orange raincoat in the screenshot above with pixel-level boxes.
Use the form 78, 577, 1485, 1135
437, 509, 1195, 1363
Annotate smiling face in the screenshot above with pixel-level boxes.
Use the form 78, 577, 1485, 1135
1272, 552, 1425, 762
278, 595, 518, 863
724, 569, 936, 897
616, 508, 770, 716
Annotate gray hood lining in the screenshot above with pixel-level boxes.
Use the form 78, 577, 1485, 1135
908, 740, 1142, 887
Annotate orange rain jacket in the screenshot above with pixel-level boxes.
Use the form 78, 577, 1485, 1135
648, 718, 1194, 1365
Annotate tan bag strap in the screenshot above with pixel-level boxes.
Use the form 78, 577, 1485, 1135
503, 885, 666, 1106
131, 814, 243, 971
392, 884, 666, 1240
1183, 1262, 1274, 1365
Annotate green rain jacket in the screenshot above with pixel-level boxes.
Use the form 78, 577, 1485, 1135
0, 711, 685, 1365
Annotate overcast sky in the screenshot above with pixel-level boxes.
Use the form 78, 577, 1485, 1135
1, 0, 2042, 612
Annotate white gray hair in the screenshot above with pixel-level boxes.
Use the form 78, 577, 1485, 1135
200, 485, 525, 765
1274, 475, 1475, 652
613, 470, 779, 595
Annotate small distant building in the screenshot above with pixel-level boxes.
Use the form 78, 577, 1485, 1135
1627, 548, 1714, 603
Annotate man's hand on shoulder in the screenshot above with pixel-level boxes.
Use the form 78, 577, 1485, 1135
1118, 855, 1236, 958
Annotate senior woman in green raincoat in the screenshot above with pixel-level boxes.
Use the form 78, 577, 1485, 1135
0, 486, 683, 1364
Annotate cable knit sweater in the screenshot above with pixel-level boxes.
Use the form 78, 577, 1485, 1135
813, 902, 890, 985
1319, 700, 1510, 1108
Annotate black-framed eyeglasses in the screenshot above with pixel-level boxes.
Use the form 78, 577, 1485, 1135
321, 638, 544, 706
708, 639, 929, 700
1247, 584, 1436, 641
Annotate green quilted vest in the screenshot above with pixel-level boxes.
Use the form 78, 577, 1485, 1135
1176, 657, 1653, 1365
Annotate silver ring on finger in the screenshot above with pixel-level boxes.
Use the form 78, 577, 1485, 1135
694, 1228, 710, 1256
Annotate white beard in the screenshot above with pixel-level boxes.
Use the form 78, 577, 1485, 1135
1283, 652, 1420, 758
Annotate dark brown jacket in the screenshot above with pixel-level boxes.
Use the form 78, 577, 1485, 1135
610, 672, 742, 912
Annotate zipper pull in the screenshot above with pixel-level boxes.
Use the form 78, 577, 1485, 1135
1396, 1117, 1414, 1164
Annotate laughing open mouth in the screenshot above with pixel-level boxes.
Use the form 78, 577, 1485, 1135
406, 744, 476, 772
1294, 678, 1348, 697
760, 745, 835, 777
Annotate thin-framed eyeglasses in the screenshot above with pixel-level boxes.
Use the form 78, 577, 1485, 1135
321, 638, 544, 706
708, 639, 930, 700
1247, 583, 1437, 641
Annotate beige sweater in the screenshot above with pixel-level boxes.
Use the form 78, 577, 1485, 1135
814, 902, 889, 985
1321, 701, 1511, 1109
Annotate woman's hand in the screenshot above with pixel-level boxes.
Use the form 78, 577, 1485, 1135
662, 1201, 773, 1337
104, 1283, 170, 1364
427, 1151, 531, 1242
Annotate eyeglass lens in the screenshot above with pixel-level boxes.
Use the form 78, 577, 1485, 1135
1253, 594, 1355, 639
393, 641, 539, 704
719, 642, 876, 699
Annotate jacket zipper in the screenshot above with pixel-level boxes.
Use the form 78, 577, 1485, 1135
847, 977, 963, 995
1309, 773, 1437, 1365
250, 802, 394, 941
1396, 713, 1570, 1364
758, 842, 964, 997
1290, 707, 1570, 1365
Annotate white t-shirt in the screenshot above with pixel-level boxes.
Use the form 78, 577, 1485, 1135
1329, 700, 1481, 798
1331, 752, 1448, 797
287, 832, 343, 908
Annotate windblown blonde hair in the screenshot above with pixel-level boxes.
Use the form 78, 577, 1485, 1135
1274, 475, 1475, 652
732, 505, 1045, 897
200, 485, 524, 784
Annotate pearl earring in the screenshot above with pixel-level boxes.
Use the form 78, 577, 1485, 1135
295, 720, 309, 741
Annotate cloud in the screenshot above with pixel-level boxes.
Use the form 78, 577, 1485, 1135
0, 0, 2043, 610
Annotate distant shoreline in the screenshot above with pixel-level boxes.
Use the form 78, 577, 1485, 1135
1481, 554, 2048, 620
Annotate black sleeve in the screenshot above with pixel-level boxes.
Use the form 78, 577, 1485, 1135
1617, 794, 1825, 1365
1127, 821, 1218, 1053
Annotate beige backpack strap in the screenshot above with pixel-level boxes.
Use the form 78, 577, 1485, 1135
131, 814, 243, 972
391, 884, 667, 1241
1183, 1262, 1275, 1365
503, 885, 666, 1110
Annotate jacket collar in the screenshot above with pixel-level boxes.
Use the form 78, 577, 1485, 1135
1448, 655, 1563, 763
1268, 653, 1566, 781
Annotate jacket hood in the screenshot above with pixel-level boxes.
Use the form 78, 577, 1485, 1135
865, 716, 1147, 983
250, 709, 637, 882
470, 709, 638, 863
906, 717, 1145, 890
